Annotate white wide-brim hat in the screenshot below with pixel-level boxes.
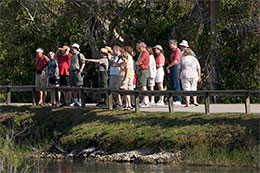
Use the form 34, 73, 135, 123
72, 43, 80, 51
179, 40, 189, 47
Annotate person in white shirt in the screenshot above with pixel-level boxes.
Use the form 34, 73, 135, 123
147, 47, 156, 105
178, 48, 201, 107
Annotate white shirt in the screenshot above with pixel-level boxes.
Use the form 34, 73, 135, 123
148, 54, 156, 79
178, 55, 200, 79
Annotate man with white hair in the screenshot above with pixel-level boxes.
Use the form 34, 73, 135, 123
35, 48, 49, 106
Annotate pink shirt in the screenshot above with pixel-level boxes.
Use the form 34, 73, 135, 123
136, 50, 150, 70
169, 47, 181, 65
119, 61, 131, 78
36, 55, 49, 71
156, 53, 165, 67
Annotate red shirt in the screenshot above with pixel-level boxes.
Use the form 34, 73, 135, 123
36, 55, 49, 71
57, 53, 72, 76
156, 53, 165, 67
136, 50, 150, 70
169, 47, 181, 65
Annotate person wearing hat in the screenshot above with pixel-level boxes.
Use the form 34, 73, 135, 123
83, 48, 109, 107
167, 39, 182, 105
35, 48, 49, 106
153, 45, 165, 106
105, 46, 113, 61
178, 48, 201, 107
179, 40, 197, 58
56, 45, 72, 106
69, 43, 86, 106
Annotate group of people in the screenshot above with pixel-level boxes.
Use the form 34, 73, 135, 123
35, 39, 201, 109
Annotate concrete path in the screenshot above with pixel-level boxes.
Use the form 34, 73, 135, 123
1, 103, 259, 114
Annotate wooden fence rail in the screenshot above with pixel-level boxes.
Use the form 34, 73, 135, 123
0, 85, 259, 114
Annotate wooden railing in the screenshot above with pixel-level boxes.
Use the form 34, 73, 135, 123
0, 85, 259, 114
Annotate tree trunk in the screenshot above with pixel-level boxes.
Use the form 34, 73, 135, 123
210, 0, 219, 103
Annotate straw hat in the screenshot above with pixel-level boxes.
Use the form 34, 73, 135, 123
179, 40, 189, 47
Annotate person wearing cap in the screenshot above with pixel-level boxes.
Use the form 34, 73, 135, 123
69, 43, 86, 107
146, 47, 156, 106
179, 40, 196, 58
35, 48, 49, 106
136, 42, 150, 107
167, 39, 182, 105
56, 45, 72, 106
83, 48, 109, 107
178, 48, 201, 107
46, 51, 59, 106
154, 45, 165, 106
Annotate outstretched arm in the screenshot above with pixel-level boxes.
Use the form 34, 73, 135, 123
86, 59, 100, 63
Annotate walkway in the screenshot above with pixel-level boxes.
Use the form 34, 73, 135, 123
1, 103, 259, 114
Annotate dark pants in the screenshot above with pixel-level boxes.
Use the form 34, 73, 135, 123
169, 65, 181, 102
99, 71, 108, 103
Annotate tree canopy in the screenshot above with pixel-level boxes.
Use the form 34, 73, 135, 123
0, 0, 259, 102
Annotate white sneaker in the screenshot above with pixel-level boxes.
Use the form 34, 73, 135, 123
140, 102, 149, 108
173, 101, 182, 105
150, 101, 156, 106
156, 101, 165, 106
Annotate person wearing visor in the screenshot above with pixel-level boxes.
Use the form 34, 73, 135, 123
35, 48, 49, 106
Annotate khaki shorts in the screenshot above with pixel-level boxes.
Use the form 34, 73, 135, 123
69, 71, 84, 86
109, 75, 121, 89
137, 70, 148, 87
35, 74, 48, 87
128, 78, 134, 90
147, 78, 155, 87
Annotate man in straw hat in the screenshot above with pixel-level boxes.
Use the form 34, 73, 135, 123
179, 40, 197, 58
83, 48, 109, 107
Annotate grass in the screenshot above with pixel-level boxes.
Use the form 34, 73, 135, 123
0, 105, 259, 168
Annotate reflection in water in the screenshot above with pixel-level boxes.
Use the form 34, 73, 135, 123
26, 159, 257, 173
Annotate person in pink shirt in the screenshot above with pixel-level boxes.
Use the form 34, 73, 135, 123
35, 48, 49, 106
166, 39, 182, 105
153, 45, 165, 106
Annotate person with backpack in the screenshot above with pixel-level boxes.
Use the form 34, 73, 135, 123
69, 43, 86, 107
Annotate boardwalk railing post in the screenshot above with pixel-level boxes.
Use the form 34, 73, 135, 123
168, 92, 174, 113
245, 92, 250, 114
80, 88, 85, 108
135, 93, 140, 113
32, 87, 36, 105
107, 89, 113, 110
6, 87, 11, 105
204, 92, 210, 114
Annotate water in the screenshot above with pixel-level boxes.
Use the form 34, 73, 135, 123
24, 159, 258, 173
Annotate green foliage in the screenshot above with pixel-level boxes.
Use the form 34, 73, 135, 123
1, 106, 259, 167
0, 0, 259, 103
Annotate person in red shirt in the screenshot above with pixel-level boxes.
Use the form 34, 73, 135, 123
35, 48, 49, 106
56, 46, 72, 106
136, 42, 150, 107
166, 39, 182, 105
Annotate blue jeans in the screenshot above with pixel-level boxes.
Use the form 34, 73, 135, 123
169, 65, 181, 101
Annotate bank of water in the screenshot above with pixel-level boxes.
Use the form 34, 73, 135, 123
25, 159, 258, 173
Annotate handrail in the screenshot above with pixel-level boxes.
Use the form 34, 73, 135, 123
0, 85, 259, 114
